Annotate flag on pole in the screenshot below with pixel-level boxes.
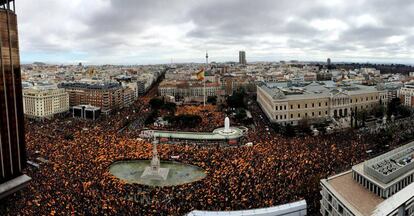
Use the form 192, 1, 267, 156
196, 68, 205, 81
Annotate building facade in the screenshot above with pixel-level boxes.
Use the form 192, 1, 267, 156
158, 81, 222, 99
239, 51, 246, 65
23, 87, 69, 119
257, 82, 386, 125
0, 0, 31, 198
320, 141, 414, 216
398, 84, 414, 108
58, 82, 124, 114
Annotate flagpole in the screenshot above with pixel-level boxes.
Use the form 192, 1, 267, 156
204, 51, 208, 106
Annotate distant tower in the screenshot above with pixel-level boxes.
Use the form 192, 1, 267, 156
327, 58, 331, 66
0, 0, 31, 199
239, 51, 246, 65
205, 51, 209, 69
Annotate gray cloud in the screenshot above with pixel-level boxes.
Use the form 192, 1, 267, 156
16, 0, 414, 64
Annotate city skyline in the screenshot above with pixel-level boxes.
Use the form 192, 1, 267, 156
17, 0, 414, 65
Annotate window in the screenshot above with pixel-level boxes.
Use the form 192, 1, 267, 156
325, 102, 328, 106
290, 105, 293, 109
319, 102, 321, 107
319, 111, 321, 116
298, 113, 301, 117
280, 106, 283, 110
338, 205, 344, 214
291, 114, 293, 118
312, 103, 314, 107
298, 104, 301, 109
305, 104, 308, 108
276, 106, 278, 110
312, 112, 315, 116
284, 105, 286, 110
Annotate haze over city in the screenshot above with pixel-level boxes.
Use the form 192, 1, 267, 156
18, 0, 414, 65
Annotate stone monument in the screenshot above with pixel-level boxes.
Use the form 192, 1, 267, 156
141, 139, 169, 180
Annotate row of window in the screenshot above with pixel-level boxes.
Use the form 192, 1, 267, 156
275, 111, 329, 120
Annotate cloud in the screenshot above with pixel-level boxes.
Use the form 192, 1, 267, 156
16, 0, 414, 64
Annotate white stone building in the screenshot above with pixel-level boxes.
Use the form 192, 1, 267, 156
257, 81, 387, 126
23, 87, 69, 119
320, 142, 414, 216
398, 84, 414, 108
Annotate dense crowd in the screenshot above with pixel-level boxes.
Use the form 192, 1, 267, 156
1, 95, 413, 215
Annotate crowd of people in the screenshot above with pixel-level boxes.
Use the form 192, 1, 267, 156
150, 104, 225, 132
1, 93, 413, 216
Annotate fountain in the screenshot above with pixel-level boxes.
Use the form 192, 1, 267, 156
109, 138, 206, 187
140, 140, 169, 180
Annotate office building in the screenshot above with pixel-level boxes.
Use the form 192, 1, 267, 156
23, 87, 69, 119
239, 51, 247, 65
320, 141, 414, 216
158, 80, 222, 100
257, 82, 387, 125
0, 0, 31, 199
398, 84, 414, 108
72, 105, 101, 120
58, 82, 123, 114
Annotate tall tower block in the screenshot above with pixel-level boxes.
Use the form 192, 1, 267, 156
0, 0, 31, 199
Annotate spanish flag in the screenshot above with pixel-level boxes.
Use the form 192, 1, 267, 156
196, 68, 205, 81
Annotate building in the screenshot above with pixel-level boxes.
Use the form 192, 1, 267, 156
398, 84, 414, 108
58, 82, 123, 114
239, 51, 247, 65
187, 200, 307, 216
72, 105, 101, 120
257, 82, 386, 125
0, 0, 31, 199
23, 87, 69, 119
320, 141, 414, 216
123, 87, 135, 107
158, 80, 222, 101
327, 58, 331, 66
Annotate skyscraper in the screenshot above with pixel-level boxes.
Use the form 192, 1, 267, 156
239, 51, 246, 65
327, 58, 331, 66
0, 0, 31, 199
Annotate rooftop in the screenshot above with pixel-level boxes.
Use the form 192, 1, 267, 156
324, 171, 384, 216
58, 82, 121, 90
258, 81, 380, 100
362, 142, 414, 184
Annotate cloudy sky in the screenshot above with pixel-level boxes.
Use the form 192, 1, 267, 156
17, 0, 414, 65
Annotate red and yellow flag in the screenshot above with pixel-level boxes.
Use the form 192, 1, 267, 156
196, 68, 205, 81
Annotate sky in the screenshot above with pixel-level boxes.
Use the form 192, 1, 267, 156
17, 0, 414, 65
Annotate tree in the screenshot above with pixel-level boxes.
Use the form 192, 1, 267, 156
371, 104, 385, 118
227, 89, 246, 108
387, 98, 401, 116
284, 124, 296, 137
235, 108, 247, 121
162, 102, 177, 114
149, 98, 164, 110
145, 110, 159, 125
297, 118, 312, 135
356, 110, 368, 127
207, 96, 217, 105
